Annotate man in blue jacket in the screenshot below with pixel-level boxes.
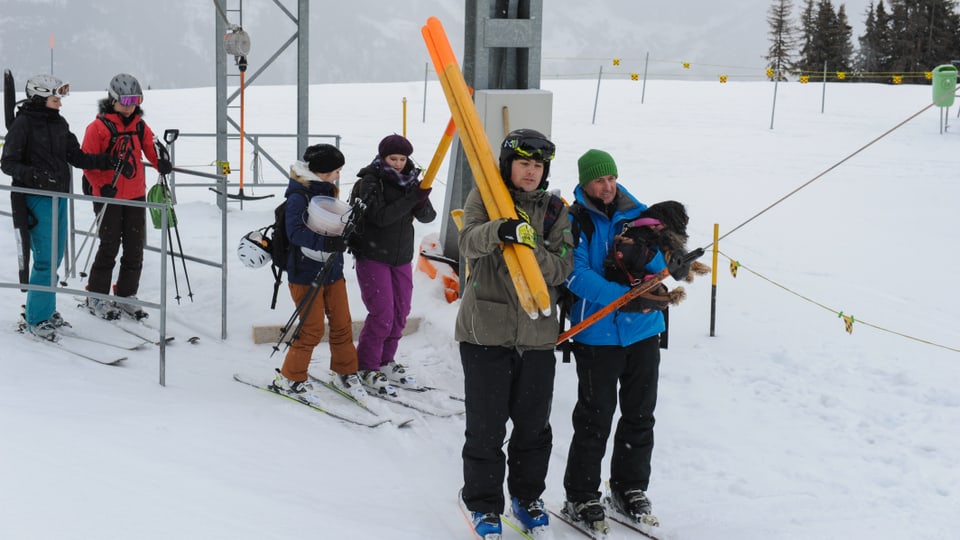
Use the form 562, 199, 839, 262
561, 149, 687, 533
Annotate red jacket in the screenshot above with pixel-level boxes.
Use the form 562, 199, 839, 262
81, 107, 159, 200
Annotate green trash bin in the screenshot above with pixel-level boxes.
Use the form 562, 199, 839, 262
932, 64, 957, 107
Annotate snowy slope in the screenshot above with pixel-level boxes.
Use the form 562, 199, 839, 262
1, 76, 958, 539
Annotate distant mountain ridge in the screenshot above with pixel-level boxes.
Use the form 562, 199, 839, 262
0, 0, 871, 92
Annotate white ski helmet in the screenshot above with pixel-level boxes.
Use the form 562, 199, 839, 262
108, 73, 142, 102
237, 230, 271, 268
25, 74, 70, 99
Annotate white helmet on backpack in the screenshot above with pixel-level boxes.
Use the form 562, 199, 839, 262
237, 230, 271, 268
25, 74, 70, 99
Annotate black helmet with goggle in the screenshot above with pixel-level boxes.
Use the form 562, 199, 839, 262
499, 128, 556, 190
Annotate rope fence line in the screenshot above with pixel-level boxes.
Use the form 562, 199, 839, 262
718, 250, 960, 354
542, 54, 956, 82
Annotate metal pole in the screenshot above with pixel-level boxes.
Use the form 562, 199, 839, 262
709, 223, 719, 337
423, 63, 428, 123
215, 0, 227, 212
297, 0, 309, 157
821, 61, 827, 114
641, 51, 649, 104
770, 18, 782, 130
591, 65, 602, 124
770, 74, 780, 130
220, 172, 228, 341
159, 206, 168, 386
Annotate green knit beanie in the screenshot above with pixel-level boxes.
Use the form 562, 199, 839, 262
578, 149, 618, 186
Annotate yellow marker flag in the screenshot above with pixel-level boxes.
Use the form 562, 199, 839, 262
729, 260, 739, 278
839, 312, 855, 334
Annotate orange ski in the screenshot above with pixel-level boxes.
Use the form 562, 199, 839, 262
422, 16, 551, 317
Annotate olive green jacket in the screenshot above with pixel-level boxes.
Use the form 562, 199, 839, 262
454, 187, 574, 352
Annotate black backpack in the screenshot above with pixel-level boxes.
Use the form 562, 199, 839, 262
81, 114, 145, 195
554, 201, 593, 314
263, 189, 309, 309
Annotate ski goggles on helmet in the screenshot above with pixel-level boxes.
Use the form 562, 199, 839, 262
117, 94, 143, 106
41, 83, 70, 98
503, 136, 556, 162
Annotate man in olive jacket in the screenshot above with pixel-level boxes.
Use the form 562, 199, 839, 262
455, 129, 574, 539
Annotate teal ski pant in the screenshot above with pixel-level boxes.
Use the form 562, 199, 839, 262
25, 195, 67, 326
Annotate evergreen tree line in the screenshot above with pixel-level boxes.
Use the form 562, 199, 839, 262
766, 0, 960, 83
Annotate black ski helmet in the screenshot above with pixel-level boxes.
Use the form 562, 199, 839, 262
498, 128, 555, 190
108, 73, 142, 102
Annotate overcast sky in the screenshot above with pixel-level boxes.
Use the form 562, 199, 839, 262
1, 0, 879, 91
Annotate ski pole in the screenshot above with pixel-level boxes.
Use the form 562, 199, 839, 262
74, 142, 133, 277
282, 203, 366, 349
165, 216, 182, 304
170, 211, 194, 301
271, 201, 367, 356
557, 248, 705, 345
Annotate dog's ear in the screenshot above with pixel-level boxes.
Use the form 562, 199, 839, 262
644, 200, 689, 238
660, 230, 687, 256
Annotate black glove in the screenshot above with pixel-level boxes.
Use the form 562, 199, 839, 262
413, 187, 432, 210
100, 184, 117, 198
322, 235, 347, 253
119, 159, 136, 179
95, 153, 115, 170
667, 247, 704, 281
667, 256, 692, 281
31, 169, 57, 186
157, 159, 173, 175
497, 218, 537, 249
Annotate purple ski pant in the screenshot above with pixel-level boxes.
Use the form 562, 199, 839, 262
355, 258, 413, 372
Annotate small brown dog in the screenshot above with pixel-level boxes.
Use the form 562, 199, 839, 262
604, 200, 710, 310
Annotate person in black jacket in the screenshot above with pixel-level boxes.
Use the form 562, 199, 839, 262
350, 134, 436, 396
1, 74, 115, 340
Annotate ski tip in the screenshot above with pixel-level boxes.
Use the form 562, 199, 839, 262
393, 418, 416, 428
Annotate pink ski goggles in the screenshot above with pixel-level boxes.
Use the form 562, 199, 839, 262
117, 94, 143, 106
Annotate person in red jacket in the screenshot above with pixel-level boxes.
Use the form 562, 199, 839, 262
81, 73, 171, 320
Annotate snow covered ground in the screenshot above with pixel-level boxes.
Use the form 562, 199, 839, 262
1, 71, 958, 539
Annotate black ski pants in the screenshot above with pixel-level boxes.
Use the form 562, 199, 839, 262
563, 335, 660, 502
460, 342, 556, 514
89, 198, 146, 297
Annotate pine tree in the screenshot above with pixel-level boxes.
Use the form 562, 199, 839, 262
856, 2, 883, 76
832, 5, 855, 73
766, 0, 798, 80
798, 0, 818, 72
796, 0, 857, 81
884, 0, 960, 80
